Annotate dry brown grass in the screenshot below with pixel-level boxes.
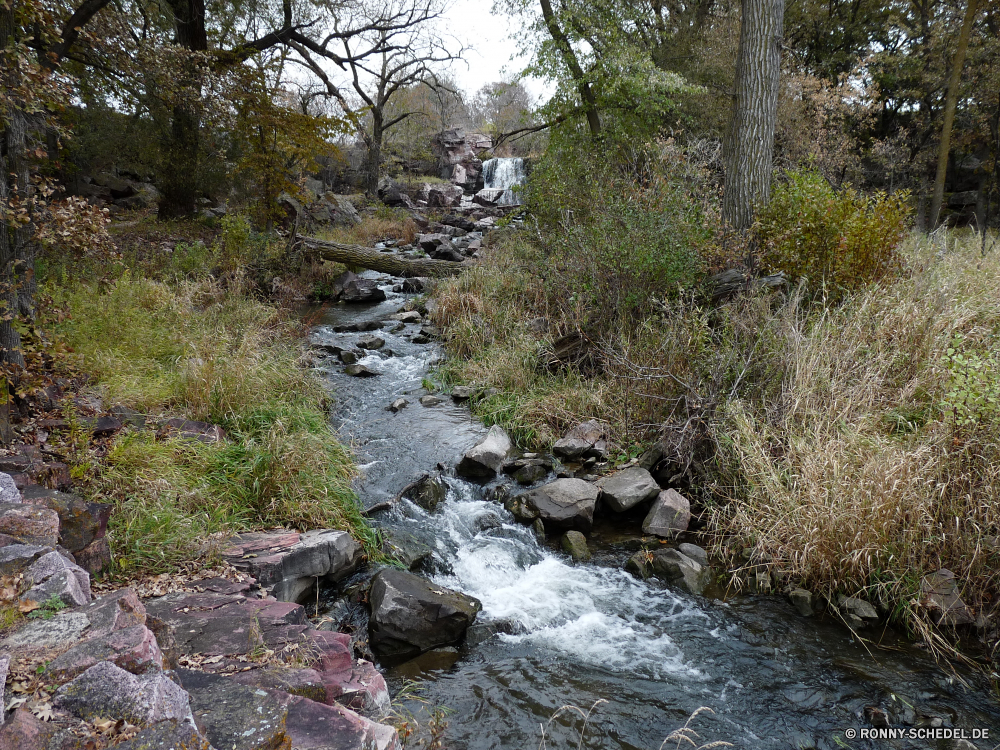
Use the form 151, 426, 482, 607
434, 226, 1000, 636
708, 231, 1000, 623
317, 209, 418, 246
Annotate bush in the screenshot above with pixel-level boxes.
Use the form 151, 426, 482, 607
756, 169, 911, 297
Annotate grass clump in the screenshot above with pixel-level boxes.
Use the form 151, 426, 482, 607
49, 272, 373, 575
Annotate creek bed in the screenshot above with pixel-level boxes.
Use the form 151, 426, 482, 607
311, 269, 999, 750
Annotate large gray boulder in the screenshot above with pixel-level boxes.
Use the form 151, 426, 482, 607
0, 471, 20, 503
597, 466, 659, 512
520, 478, 599, 533
223, 530, 361, 603
54, 661, 192, 724
20, 550, 92, 609
627, 548, 712, 595
642, 489, 691, 537
456, 426, 512, 479
368, 568, 481, 659
551, 420, 607, 461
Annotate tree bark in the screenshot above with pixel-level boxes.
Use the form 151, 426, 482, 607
299, 236, 469, 277
929, 0, 980, 229
538, 0, 601, 138
722, 0, 785, 232
365, 115, 384, 197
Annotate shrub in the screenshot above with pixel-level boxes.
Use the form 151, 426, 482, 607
756, 169, 911, 297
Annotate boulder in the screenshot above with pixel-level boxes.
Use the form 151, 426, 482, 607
0, 502, 60, 547
597, 467, 659, 512
560, 531, 590, 562
512, 462, 547, 485
920, 568, 974, 626
419, 395, 443, 407
456, 426, 512, 479
0, 708, 58, 750
472, 188, 506, 207
837, 595, 879, 627
113, 720, 213, 750
0, 543, 49, 575
222, 530, 361, 603
382, 529, 433, 570
387, 398, 408, 413
677, 542, 708, 566
405, 475, 447, 512
368, 568, 481, 659
0, 653, 8, 723
551, 420, 607, 461
357, 335, 385, 350
627, 548, 711, 595
0, 472, 20, 503
54, 661, 192, 724
232, 666, 328, 703
73, 536, 113, 575
283, 693, 399, 750
341, 277, 387, 304
426, 184, 464, 208
345, 364, 378, 377
20, 550, 92, 609
451, 386, 475, 401
2, 611, 92, 650
520, 478, 599, 533
400, 277, 427, 293
789, 588, 814, 617
21, 486, 111, 554
389, 310, 421, 323
641, 489, 691, 537
416, 233, 452, 252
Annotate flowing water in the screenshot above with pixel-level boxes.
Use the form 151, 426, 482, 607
311, 268, 1000, 750
482, 158, 527, 206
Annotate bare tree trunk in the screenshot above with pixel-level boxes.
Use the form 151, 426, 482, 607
929, 0, 980, 229
299, 237, 468, 277
722, 0, 785, 232
365, 117, 384, 197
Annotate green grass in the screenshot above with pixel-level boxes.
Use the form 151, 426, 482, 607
48, 272, 375, 575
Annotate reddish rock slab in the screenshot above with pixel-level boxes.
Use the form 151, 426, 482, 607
222, 530, 361, 603
73, 537, 112, 576
144, 591, 309, 656
284, 694, 400, 750
319, 659, 390, 715
0, 708, 58, 750
54, 661, 191, 725
113, 720, 213, 750
231, 666, 328, 703
0, 502, 60, 547
46, 623, 165, 681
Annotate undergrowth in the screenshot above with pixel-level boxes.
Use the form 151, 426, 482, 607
432, 218, 1000, 638
47, 272, 375, 575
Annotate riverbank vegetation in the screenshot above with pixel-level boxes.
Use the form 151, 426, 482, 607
37, 220, 373, 576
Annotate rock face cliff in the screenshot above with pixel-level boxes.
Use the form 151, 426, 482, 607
432, 129, 492, 192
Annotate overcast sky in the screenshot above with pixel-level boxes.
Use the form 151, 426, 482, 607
436, 0, 550, 103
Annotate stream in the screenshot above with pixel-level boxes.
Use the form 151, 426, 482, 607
310, 268, 1000, 750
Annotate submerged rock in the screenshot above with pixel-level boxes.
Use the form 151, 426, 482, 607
368, 568, 481, 660
345, 364, 378, 377
405, 474, 448, 512
520, 478, 599, 533
456, 426, 512, 479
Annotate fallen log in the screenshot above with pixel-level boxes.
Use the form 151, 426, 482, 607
298, 236, 470, 278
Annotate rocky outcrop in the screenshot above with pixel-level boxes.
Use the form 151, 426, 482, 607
596, 466, 659, 512
280, 192, 361, 229
0, 503, 59, 547
432, 128, 491, 192
368, 568, 481, 660
222, 530, 361, 603
519, 478, 599, 533
641, 489, 691, 537
456, 426, 512, 479
54, 661, 191, 724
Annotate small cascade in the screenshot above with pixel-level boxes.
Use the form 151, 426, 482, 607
481, 157, 526, 206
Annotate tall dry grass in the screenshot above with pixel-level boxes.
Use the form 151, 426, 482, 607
709, 231, 1000, 621
434, 227, 1000, 630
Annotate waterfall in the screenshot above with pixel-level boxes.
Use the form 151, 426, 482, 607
481, 157, 526, 206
